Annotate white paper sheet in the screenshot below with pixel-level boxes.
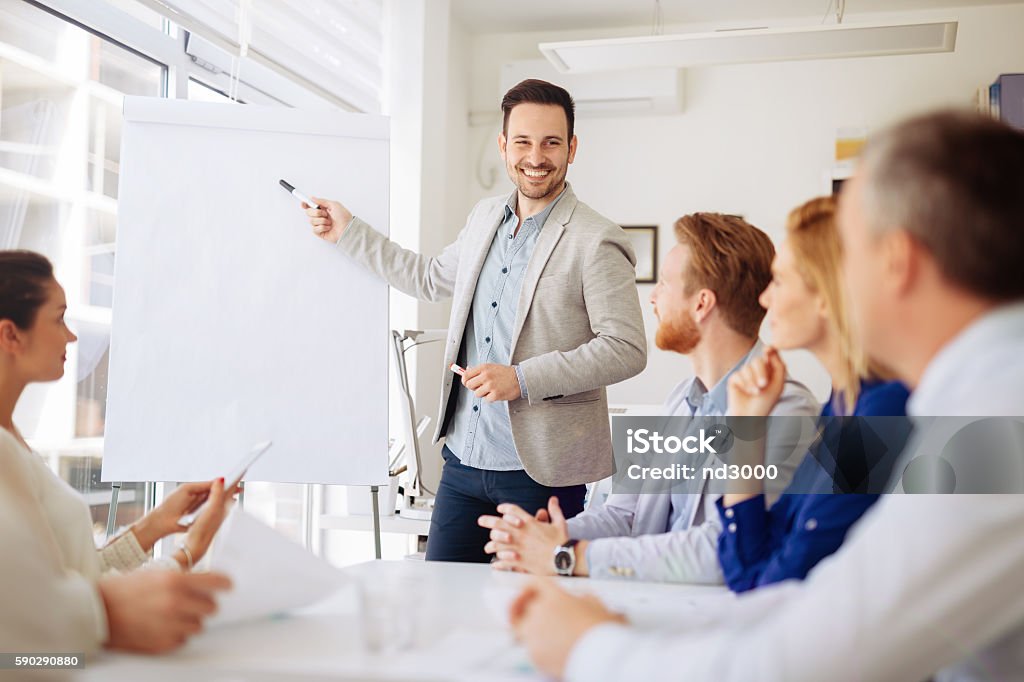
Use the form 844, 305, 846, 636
207, 508, 346, 625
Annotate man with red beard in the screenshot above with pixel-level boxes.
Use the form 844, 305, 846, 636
478, 213, 818, 582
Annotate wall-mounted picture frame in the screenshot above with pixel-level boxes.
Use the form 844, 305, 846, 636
622, 225, 658, 284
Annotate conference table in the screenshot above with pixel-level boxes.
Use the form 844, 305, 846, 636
77, 560, 732, 681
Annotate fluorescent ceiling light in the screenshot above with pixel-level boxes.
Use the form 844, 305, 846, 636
540, 20, 958, 73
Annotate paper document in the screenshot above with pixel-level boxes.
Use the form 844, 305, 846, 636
207, 508, 346, 625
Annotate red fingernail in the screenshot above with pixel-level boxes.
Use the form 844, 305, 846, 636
218, 477, 225, 484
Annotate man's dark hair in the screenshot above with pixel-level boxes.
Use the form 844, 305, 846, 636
860, 109, 1024, 302
501, 79, 576, 140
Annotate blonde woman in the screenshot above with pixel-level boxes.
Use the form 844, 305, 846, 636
719, 196, 910, 592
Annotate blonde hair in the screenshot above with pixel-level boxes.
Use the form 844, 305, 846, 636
785, 196, 887, 414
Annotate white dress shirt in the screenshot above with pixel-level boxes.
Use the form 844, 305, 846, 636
565, 302, 1024, 682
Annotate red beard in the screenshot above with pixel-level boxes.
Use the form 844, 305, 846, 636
655, 313, 701, 354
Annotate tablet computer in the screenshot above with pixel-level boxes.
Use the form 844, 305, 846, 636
180, 440, 272, 525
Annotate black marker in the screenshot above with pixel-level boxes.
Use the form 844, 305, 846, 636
279, 179, 319, 209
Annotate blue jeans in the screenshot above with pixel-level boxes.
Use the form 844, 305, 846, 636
425, 445, 587, 563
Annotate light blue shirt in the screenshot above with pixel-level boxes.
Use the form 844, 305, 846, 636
445, 187, 567, 470
662, 342, 760, 530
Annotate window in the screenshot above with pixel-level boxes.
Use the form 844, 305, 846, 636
1, 0, 164, 541
163, 0, 384, 111
187, 76, 235, 103
4, 0, 388, 559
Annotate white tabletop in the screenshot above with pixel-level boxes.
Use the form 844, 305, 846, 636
77, 560, 730, 681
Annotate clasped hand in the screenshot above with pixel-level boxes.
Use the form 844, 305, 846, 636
478, 496, 569, 574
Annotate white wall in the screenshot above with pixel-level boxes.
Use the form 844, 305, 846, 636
453, 3, 1024, 405
375, 0, 471, 492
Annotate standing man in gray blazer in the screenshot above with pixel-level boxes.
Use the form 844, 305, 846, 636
303, 79, 647, 562
479, 213, 818, 581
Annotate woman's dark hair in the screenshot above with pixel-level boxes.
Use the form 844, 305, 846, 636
0, 250, 55, 329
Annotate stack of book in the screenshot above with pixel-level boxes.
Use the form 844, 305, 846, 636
976, 74, 1024, 130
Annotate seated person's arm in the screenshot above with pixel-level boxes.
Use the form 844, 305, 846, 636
481, 497, 726, 584
0, 454, 232, 655
104, 478, 236, 572
717, 493, 878, 592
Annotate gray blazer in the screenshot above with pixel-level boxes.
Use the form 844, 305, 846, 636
335, 183, 647, 486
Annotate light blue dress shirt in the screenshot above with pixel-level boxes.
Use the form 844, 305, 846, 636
662, 343, 758, 530
445, 187, 567, 470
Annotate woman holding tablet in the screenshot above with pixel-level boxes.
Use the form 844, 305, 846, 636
0, 250, 233, 653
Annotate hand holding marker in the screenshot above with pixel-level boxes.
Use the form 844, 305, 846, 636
282, 179, 356, 244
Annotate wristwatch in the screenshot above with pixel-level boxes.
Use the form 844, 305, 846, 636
553, 539, 579, 576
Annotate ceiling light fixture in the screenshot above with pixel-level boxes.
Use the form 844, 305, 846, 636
539, 18, 957, 74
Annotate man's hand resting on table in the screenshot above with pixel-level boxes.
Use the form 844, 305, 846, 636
479, 497, 589, 576
510, 578, 626, 680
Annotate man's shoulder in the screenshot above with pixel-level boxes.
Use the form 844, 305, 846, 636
662, 377, 697, 416
565, 198, 622, 236
913, 341, 1024, 415
960, 344, 1024, 413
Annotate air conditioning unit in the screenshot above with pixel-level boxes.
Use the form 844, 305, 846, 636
500, 59, 684, 117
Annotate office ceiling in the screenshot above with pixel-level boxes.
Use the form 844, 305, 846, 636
450, 0, 1024, 33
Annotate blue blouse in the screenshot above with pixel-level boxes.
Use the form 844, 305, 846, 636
716, 380, 911, 593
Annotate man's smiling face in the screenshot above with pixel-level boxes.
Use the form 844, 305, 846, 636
499, 102, 577, 202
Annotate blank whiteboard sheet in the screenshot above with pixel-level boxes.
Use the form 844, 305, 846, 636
104, 97, 389, 485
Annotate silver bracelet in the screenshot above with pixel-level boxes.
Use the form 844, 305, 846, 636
179, 542, 194, 571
